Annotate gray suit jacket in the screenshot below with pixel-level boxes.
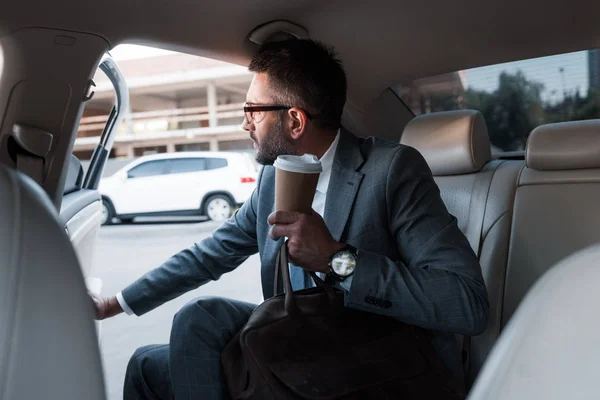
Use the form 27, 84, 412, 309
122, 129, 489, 379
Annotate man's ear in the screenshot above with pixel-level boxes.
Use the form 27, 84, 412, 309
287, 107, 308, 140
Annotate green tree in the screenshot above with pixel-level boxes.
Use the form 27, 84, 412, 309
423, 71, 599, 153
571, 88, 600, 120
465, 71, 545, 151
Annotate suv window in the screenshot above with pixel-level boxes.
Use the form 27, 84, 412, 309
168, 158, 206, 174
396, 49, 600, 153
128, 160, 168, 178
206, 158, 228, 170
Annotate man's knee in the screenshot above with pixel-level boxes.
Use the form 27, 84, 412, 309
125, 345, 160, 382
124, 344, 172, 400
172, 296, 226, 329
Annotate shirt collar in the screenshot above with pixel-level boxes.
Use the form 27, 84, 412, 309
316, 129, 341, 194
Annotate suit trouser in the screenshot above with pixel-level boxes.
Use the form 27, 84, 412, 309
124, 296, 257, 400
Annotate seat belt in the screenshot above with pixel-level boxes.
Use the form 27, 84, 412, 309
461, 160, 504, 385
12, 124, 54, 185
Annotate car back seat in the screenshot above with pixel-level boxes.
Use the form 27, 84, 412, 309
502, 119, 600, 326
401, 110, 522, 384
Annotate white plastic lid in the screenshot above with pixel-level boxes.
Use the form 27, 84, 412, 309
273, 154, 322, 174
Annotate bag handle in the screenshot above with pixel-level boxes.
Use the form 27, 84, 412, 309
276, 242, 300, 316
274, 241, 337, 316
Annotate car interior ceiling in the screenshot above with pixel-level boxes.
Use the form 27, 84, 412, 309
1, 0, 600, 398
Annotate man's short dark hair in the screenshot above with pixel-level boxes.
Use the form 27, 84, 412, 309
248, 39, 347, 130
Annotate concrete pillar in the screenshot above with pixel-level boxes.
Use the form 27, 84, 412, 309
166, 143, 176, 153
209, 137, 219, 151
124, 106, 133, 134
126, 145, 135, 159
169, 100, 181, 130
207, 83, 218, 127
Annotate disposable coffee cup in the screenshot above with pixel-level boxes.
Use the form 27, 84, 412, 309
273, 154, 322, 213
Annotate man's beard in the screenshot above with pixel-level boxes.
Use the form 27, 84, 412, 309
254, 114, 297, 165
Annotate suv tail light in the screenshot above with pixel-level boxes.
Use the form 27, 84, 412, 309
241, 177, 256, 183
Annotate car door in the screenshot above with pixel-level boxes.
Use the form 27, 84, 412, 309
202, 156, 232, 194
161, 157, 208, 211
108, 159, 173, 214
59, 54, 128, 300
60, 155, 103, 282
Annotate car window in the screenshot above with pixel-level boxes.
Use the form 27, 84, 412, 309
395, 49, 600, 153
128, 160, 168, 178
206, 158, 228, 170
168, 158, 206, 174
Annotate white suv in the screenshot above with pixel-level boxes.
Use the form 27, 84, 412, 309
98, 151, 258, 225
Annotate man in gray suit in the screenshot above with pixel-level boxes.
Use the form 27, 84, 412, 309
92, 39, 489, 399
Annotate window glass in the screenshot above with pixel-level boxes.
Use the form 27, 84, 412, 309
168, 158, 206, 174
206, 158, 228, 170
127, 160, 167, 178
396, 49, 600, 153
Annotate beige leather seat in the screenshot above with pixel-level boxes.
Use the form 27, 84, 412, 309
0, 165, 105, 399
401, 110, 523, 383
502, 120, 600, 326
468, 243, 600, 400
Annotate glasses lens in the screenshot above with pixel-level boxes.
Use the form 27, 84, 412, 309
253, 110, 265, 123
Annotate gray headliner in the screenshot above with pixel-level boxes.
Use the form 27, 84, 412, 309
1, 0, 599, 106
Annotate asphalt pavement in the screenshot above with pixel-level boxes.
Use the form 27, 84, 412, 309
93, 217, 263, 400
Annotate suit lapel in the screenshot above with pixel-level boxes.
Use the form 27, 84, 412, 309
323, 129, 365, 242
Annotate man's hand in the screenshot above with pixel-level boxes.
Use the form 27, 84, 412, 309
268, 210, 345, 273
90, 292, 124, 320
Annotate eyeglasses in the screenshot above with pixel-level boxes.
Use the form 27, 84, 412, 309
243, 103, 315, 124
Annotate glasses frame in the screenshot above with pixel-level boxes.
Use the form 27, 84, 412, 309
243, 103, 315, 124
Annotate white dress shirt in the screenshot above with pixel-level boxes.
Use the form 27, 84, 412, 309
117, 130, 344, 316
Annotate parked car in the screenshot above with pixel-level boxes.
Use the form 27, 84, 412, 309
98, 151, 258, 225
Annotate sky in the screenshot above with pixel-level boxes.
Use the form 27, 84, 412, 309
465, 50, 590, 104
109, 44, 176, 61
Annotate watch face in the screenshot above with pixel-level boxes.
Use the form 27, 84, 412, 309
331, 250, 356, 277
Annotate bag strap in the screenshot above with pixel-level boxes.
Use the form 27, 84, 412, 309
274, 242, 300, 316
273, 240, 284, 296
273, 241, 338, 316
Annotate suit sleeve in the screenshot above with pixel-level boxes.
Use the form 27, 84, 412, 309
344, 146, 490, 335
120, 167, 264, 316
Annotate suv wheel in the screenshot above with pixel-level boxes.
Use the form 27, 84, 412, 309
101, 198, 115, 226
204, 195, 233, 222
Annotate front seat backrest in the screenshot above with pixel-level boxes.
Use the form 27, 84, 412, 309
0, 165, 105, 400
503, 120, 600, 326
468, 244, 600, 400
402, 110, 523, 383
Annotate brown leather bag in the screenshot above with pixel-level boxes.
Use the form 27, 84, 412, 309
221, 243, 464, 399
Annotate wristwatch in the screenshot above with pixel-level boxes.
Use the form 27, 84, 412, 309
328, 244, 358, 282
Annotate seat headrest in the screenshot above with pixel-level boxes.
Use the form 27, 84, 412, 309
526, 120, 600, 171
401, 110, 492, 176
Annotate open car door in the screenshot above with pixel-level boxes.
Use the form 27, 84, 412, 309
60, 54, 129, 309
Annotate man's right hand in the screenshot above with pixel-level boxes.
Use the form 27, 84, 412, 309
90, 292, 124, 320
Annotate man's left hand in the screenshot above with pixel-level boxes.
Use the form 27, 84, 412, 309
268, 210, 345, 273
